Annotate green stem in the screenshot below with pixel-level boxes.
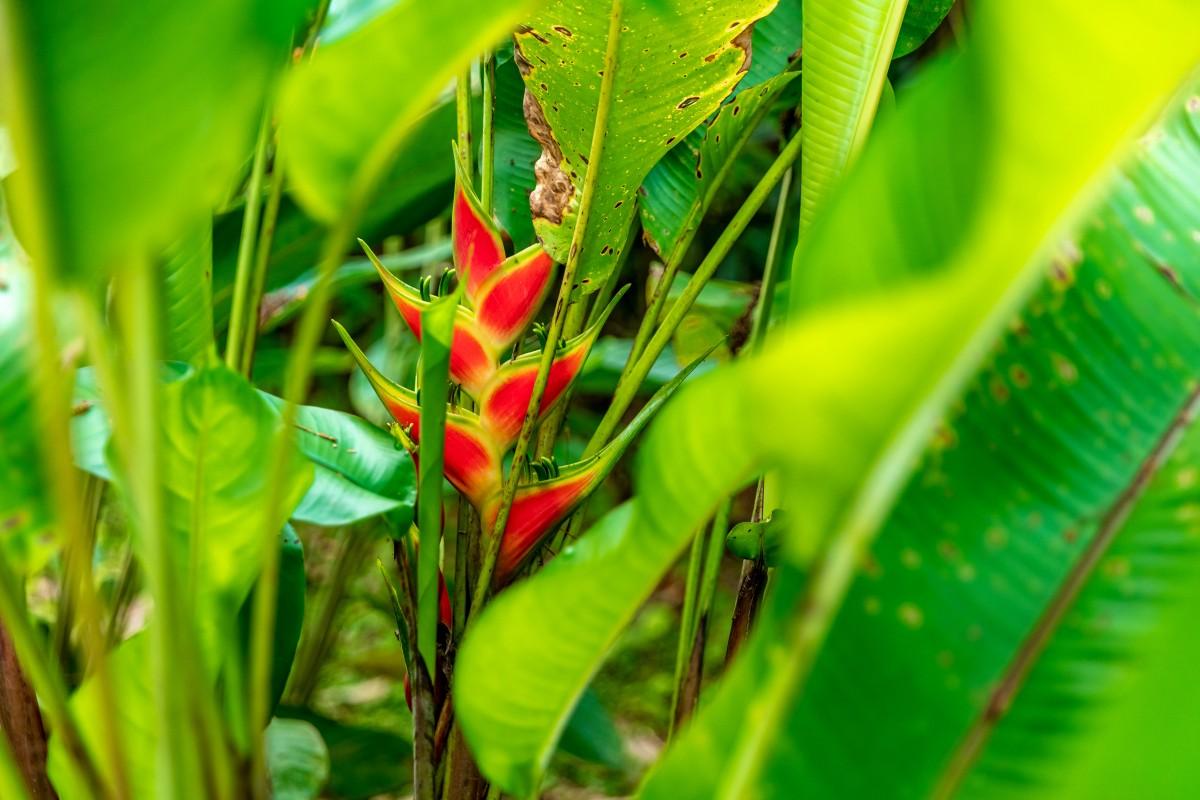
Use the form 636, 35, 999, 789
586, 128, 803, 460
456, 65, 473, 183
668, 525, 705, 736
238, 148, 286, 376
747, 167, 793, 353
225, 106, 272, 371
118, 260, 209, 799
480, 50, 497, 213
471, 0, 626, 615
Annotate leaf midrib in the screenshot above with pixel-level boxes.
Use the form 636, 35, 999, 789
932, 383, 1200, 798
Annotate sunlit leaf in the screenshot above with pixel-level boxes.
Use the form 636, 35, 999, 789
0, 0, 308, 283
515, 0, 776, 293
278, 0, 543, 222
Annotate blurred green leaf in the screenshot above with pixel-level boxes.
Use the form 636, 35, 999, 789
278, 0, 542, 222
239, 525, 308, 725
151, 368, 312, 656
0, 216, 49, 573
558, 687, 625, 769
515, 0, 777, 292
265, 717, 330, 800
278, 708, 412, 799
895, 0, 956, 57
0, 0, 308, 283
454, 1, 1200, 795
161, 222, 217, 365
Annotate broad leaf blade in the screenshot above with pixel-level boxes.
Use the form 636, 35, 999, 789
515, 0, 776, 293
278, 0, 542, 222
0, 0, 307, 283
454, 2, 1200, 797
639, 71, 798, 261
797, 0, 908, 233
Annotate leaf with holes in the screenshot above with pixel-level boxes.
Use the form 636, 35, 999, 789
514, 0, 776, 294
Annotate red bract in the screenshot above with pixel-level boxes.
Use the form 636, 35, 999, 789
334, 321, 501, 508
453, 181, 506, 298
339, 180, 644, 581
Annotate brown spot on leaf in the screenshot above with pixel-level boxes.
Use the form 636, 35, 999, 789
553, 25, 573, 37
613, 200, 623, 208
677, 96, 701, 109
523, 88, 574, 226
732, 22, 755, 74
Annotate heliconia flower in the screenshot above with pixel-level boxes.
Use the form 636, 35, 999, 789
452, 172, 506, 299
483, 343, 710, 581
487, 461, 605, 581
477, 287, 626, 450
472, 245, 555, 349
363, 243, 498, 395
333, 321, 501, 508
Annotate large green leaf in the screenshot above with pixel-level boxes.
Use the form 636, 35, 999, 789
263, 396, 417, 528
152, 367, 312, 652
961, 397, 1200, 798
0, 0, 309, 283
515, 0, 776, 293
454, 1, 1200, 796
277, 0, 541, 223
797, 0, 908, 233
639, 71, 797, 262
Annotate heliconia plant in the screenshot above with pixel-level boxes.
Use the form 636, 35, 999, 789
335, 173, 670, 584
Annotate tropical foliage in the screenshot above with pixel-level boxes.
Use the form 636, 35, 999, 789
2, 0, 1199, 798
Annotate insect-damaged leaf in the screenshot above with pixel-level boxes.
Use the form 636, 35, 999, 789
515, 0, 776, 295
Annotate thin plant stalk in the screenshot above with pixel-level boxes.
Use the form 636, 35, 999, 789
470, 0, 627, 615
480, 50, 497, 213
456, 65, 473, 183
669, 494, 731, 737
238, 152, 285, 375
224, 107, 272, 371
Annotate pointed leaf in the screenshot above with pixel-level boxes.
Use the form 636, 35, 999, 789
334, 321, 502, 508
473, 245, 556, 350
364, 243, 498, 394
516, 0, 776, 292
798, 0, 908, 233
640, 71, 798, 261
453, 177, 507, 300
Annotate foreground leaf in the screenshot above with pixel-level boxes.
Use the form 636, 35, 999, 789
278, 0, 543, 222
454, 1, 1200, 795
0, 0, 307, 283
